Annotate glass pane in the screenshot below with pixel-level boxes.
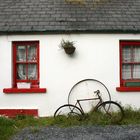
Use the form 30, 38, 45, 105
122, 64, 131, 79
122, 46, 131, 63
16, 46, 26, 62
17, 64, 27, 80
27, 45, 37, 62
133, 65, 140, 79
28, 64, 37, 80
133, 46, 140, 62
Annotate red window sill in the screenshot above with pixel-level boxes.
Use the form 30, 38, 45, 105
3, 88, 47, 94
116, 87, 140, 92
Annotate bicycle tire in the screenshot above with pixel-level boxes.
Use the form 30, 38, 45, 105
54, 104, 83, 118
68, 79, 111, 113
96, 101, 124, 123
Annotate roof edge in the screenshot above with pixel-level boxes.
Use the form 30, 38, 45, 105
0, 29, 140, 35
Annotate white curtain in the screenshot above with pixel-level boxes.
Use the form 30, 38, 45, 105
17, 46, 26, 61
17, 64, 26, 80
17, 45, 37, 61
17, 45, 37, 80
122, 46, 140, 79
17, 64, 37, 80
133, 65, 140, 79
122, 46, 131, 63
27, 45, 37, 79
122, 65, 131, 79
134, 47, 140, 62
27, 45, 37, 61
28, 64, 37, 80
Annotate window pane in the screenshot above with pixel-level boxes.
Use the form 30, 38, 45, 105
27, 45, 37, 62
17, 46, 26, 62
17, 64, 27, 80
122, 65, 131, 79
133, 65, 140, 79
28, 64, 37, 80
133, 46, 140, 62
122, 47, 131, 62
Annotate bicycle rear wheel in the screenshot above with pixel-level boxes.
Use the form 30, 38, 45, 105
68, 79, 111, 113
96, 101, 124, 123
54, 104, 83, 119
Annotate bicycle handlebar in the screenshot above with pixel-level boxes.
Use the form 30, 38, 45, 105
94, 90, 100, 96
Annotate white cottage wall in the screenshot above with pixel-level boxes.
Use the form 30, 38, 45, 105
0, 34, 140, 117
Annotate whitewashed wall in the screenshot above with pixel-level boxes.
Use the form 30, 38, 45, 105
0, 33, 140, 117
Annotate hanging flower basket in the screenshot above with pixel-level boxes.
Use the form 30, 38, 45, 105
60, 40, 76, 55
64, 46, 76, 54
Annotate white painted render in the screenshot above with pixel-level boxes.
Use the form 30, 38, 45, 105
0, 33, 140, 117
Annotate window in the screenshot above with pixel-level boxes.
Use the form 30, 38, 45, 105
117, 41, 140, 92
3, 41, 46, 93
13, 41, 39, 88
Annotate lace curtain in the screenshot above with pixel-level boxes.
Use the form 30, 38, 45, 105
16, 45, 37, 80
17, 64, 37, 80
27, 45, 37, 61
17, 46, 26, 61
122, 46, 140, 79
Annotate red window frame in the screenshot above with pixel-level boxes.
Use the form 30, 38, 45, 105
3, 40, 46, 93
13, 41, 40, 88
116, 40, 140, 92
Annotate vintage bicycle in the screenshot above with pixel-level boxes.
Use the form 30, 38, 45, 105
54, 79, 124, 123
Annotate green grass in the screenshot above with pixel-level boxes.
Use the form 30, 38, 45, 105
0, 107, 140, 140
121, 106, 140, 125
0, 115, 55, 140
0, 117, 16, 140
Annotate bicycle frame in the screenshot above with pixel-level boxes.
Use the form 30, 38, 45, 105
73, 90, 103, 114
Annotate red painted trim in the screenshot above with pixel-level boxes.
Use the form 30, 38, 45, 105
120, 40, 140, 46
116, 87, 140, 92
13, 43, 16, 88
119, 41, 122, 86
0, 109, 38, 117
12, 41, 40, 88
119, 40, 140, 87
3, 88, 47, 93
37, 42, 40, 85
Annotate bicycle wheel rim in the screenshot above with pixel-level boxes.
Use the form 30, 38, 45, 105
68, 79, 111, 113
97, 101, 124, 123
54, 104, 83, 118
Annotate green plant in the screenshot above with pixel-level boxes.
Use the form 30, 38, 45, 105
60, 39, 76, 55
120, 106, 140, 124
0, 117, 16, 140
30, 127, 40, 134
60, 40, 75, 49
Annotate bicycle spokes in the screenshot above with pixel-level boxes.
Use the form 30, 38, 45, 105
54, 104, 83, 118
97, 101, 124, 123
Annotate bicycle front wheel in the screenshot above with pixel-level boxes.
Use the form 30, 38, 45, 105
54, 104, 83, 119
96, 101, 124, 123
68, 79, 111, 113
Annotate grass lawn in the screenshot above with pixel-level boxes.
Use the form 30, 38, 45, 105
0, 107, 140, 140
